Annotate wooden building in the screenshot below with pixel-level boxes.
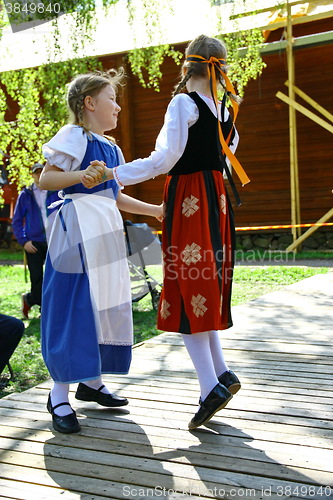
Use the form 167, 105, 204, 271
106, 17, 333, 233
1, 11, 332, 240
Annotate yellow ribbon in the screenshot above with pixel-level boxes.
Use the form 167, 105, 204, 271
186, 54, 250, 186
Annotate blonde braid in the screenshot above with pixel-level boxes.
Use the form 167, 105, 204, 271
76, 94, 85, 128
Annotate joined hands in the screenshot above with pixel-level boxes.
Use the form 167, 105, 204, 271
82, 160, 109, 189
81, 160, 164, 222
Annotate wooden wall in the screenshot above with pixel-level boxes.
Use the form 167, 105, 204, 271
235, 18, 333, 228
2, 19, 332, 235
104, 18, 333, 232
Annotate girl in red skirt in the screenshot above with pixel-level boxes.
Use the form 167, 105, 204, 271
84, 34, 250, 429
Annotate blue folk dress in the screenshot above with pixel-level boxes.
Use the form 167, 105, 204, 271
41, 125, 132, 383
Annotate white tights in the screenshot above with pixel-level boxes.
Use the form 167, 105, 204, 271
181, 330, 229, 401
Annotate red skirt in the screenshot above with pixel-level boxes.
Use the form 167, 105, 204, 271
157, 170, 235, 334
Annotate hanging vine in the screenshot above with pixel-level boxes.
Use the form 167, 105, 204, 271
0, 0, 271, 200
0, 57, 102, 191
220, 29, 266, 96
127, 0, 182, 90
215, 0, 267, 96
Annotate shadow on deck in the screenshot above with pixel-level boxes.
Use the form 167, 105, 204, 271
0, 272, 333, 499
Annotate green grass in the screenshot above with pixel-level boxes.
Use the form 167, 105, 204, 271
235, 248, 333, 262
0, 262, 330, 398
1, 247, 333, 263
0, 248, 23, 261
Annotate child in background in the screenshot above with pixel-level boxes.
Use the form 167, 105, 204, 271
83, 35, 250, 430
40, 69, 162, 434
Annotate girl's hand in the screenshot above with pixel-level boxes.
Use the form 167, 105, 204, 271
81, 160, 108, 189
155, 203, 164, 222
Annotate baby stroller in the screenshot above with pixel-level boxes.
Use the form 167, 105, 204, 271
124, 220, 162, 310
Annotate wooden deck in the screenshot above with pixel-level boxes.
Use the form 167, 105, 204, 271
0, 272, 333, 500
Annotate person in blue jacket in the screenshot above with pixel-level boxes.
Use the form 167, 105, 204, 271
12, 163, 60, 319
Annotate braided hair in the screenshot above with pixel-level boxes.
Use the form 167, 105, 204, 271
67, 68, 125, 132
173, 35, 241, 105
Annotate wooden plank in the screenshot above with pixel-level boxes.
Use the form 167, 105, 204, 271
1, 397, 332, 438
0, 441, 330, 500
1, 428, 332, 478
1, 399, 333, 448
276, 91, 333, 134
285, 81, 333, 123
0, 404, 331, 455
1, 438, 332, 490
3, 382, 333, 421
286, 206, 333, 251
11, 377, 333, 405
0, 479, 95, 499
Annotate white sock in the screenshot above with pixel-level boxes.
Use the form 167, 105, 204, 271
50, 382, 72, 417
208, 330, 229, 377
181, 331, 219, 401
83, 378, 110, 394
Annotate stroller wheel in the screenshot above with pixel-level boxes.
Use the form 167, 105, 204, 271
151, 289, 161, 310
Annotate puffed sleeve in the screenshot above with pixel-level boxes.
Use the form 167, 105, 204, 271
113, 94, 199, 187
42, 124, 88, 171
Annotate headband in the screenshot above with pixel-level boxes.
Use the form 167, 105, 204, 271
186, 54, 250, 187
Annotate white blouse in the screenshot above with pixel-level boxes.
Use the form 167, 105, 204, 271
42, 124, 125, 172
113, 92, 239, 187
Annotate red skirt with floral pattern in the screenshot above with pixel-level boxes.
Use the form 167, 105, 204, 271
157, 169, 235, 334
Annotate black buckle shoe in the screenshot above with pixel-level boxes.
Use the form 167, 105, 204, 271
218, 370, 241, 395
47, 393, 81, 434
188, 383, 232, 430
75, 383, 129, 407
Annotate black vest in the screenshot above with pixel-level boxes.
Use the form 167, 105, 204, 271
168, 91, 234, 176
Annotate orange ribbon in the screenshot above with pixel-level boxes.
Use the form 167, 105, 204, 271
186, 54, 250, 186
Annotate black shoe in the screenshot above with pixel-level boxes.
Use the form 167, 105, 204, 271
218, 370, 241, 395
47, 393, 81, 434
188, 383, 232, 430
75, 383, 129, 407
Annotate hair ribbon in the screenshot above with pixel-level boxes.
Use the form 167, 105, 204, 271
186, 54, 250, 186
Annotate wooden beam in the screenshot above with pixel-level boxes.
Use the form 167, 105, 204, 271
230, 0, 326, 20
286, 0, 301, 243
285, 81, 333, 123
238, 30, 333, 57
276, 92, 333, 134
286, 206, 333, 252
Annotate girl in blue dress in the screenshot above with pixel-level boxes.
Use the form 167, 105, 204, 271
40, 69, 162, 434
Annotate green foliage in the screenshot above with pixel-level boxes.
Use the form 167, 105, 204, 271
128, 45, 182, 91
0, 3, 7, 39
215, 0, 267, 97
221, 29, 266, 96
0, 0, 269, 197
0, 56, 101, 193
126, 0, 183, 90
